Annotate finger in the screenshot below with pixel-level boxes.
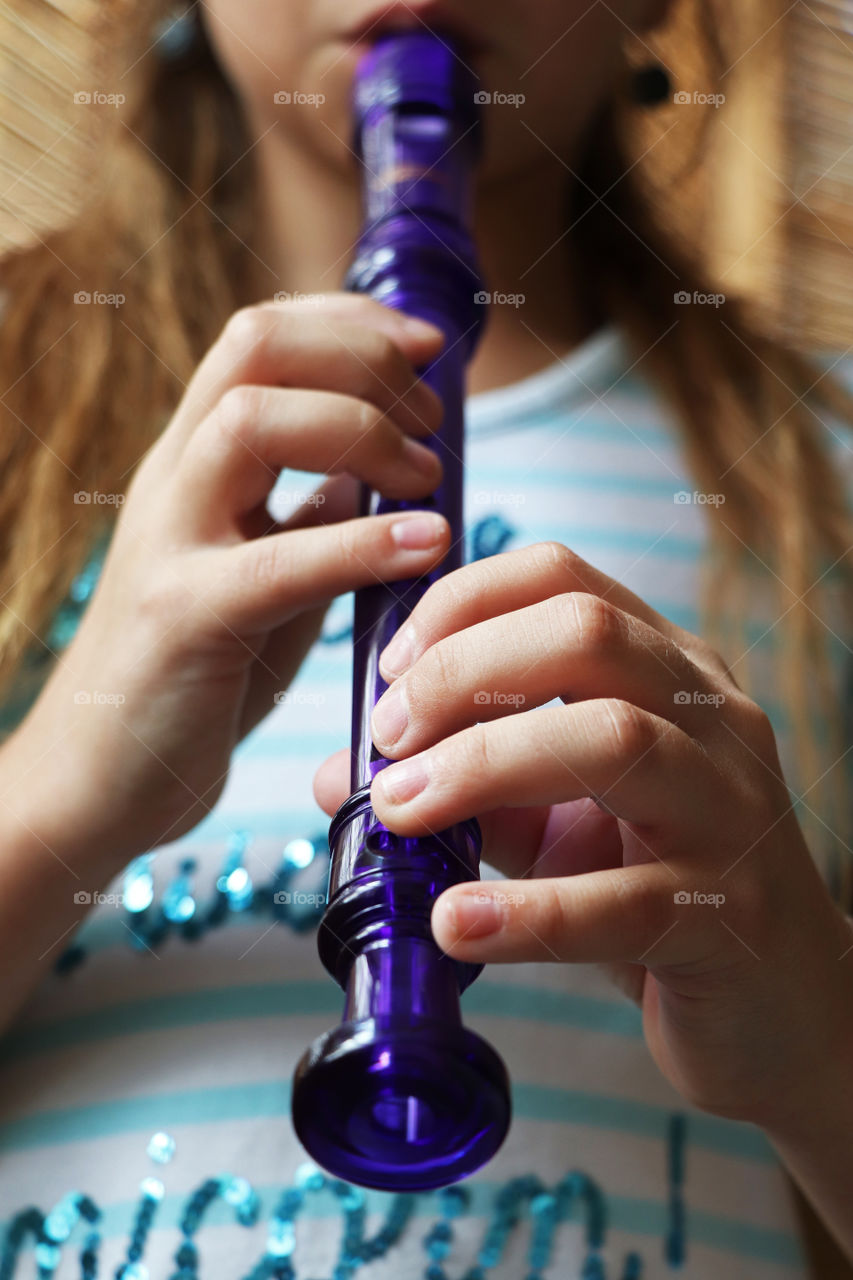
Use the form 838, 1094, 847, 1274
309, 745, 557, 873
309, 747, 617, 882
170, 296, 446, 446
313, 747, 351, 816
431, 863, 692, 967
370, 593, 728, 761
178, 386, 444, 535
201, 508, 451, 634
378, 541, 731, 683
371, 698, 713, 838
309, 745, 542, 862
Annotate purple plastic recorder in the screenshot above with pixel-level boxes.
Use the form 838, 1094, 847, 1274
290, 31, 512, 1191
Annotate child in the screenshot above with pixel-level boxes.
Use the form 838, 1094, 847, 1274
0, 1, 850, 1275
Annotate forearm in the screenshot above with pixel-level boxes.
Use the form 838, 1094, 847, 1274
0, 731, 127, 1036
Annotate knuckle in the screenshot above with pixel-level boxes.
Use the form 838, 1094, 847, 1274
731, 694, 777, 753
536, 880, 574, 955
612, 869, 670, 940
694, 638, 733, 680
598, 697, 657, 760
246, 534, 291, 596
333, 519, 367, 573
354, 397, 388, 445
359, 328, 404, 392
214, 385, 267, 445
415, 636, 459, 704
418, 568, 467, 626
559, 591, 626, 654
221, 306, 276, 365
460, 722, 496, 779
535, 539, 585, 585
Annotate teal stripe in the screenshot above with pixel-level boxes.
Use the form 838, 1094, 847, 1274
4, 984, 343, 1060
470, 469, 690, 496
184, 809, 327, 841
0, 1078, 773, 1165
0, 1082, 286, 1151
468, 409, 675, 448
3, 980, 642, 1062
480, 522, 707, 557
466, 982, 642, 1036
607, 1195, 803, 1266
0, 1182, 802, 1268
510, 1085, 774, 1163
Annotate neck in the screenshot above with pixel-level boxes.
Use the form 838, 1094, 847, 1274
250, 134, 597, 395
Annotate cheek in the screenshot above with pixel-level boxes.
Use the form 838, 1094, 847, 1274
201, 1, 316, 111
471, 5, 627, 178
201, 0, 364, 170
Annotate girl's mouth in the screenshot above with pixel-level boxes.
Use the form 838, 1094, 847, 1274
343, 2, 491, 62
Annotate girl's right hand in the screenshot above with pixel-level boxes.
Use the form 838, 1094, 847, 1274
2, 294, 449, 873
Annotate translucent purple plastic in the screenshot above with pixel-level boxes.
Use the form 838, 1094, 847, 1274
291, 31, 511, 1192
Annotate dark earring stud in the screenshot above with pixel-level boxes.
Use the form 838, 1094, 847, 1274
154, 6, 204, 64
630, 64, 672, 107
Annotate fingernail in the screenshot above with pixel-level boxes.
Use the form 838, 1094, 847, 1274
380, 624, 416, 678
442, 890, 504, 940
390, 513, 446, 550
371, 684, 409, 749
375, 757, 429, 804
400, 315, 445, 343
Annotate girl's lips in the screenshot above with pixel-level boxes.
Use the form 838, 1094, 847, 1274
343, 4, 490, 60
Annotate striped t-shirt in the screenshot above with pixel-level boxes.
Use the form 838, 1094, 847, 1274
1, 324, 850, 1279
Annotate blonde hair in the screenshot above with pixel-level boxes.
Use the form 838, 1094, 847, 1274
0, 0, 851, 898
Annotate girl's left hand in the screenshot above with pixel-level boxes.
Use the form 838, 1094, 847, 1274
314, 541, 853, 1130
